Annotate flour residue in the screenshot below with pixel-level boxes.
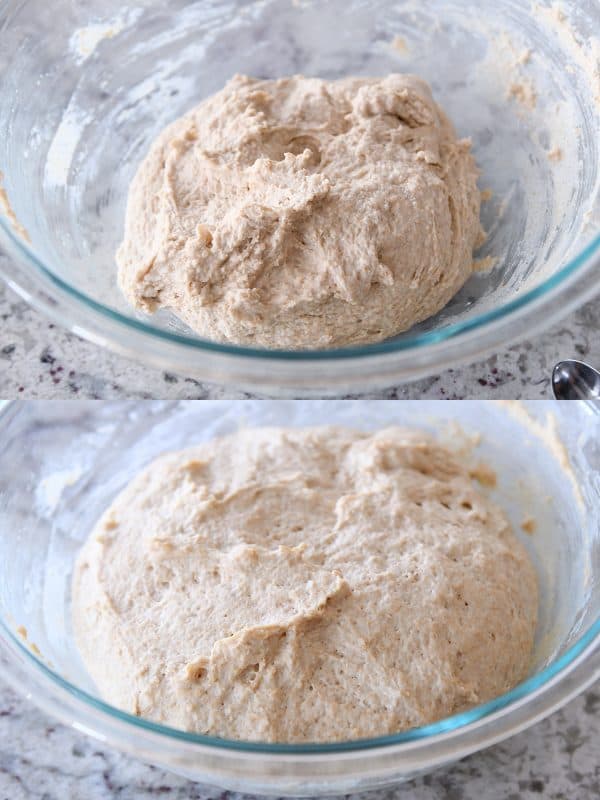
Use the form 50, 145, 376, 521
498, 401, 584, 510
16, 625, 42, 657
391, 35, 410, 55
508, 80, 537, 110
0, 172, 30, 243
521, 515, 537, 534
36, 467, 83, 515
69, 9, 143, 64
534, 2, 600, 104
473, 255, 498, 272
547, 147, 563, 162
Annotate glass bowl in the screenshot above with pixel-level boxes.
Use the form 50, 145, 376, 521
0, 0, 599, 394
0, 399, 599, 795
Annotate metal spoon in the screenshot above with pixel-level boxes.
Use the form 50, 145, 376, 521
552, 360, 600, 403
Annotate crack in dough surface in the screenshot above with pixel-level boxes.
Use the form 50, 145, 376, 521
117, 74, 483, 349
73, 426, 537, 743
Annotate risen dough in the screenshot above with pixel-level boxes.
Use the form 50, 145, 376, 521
73, 426, 537, 743
117, 74, 483, 349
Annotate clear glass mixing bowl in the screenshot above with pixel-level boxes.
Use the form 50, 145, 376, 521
0, 400, 599, 795
0, 0, 599, 393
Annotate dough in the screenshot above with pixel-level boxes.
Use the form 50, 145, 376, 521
117, 74, 484, 349
73, 426, 537, 743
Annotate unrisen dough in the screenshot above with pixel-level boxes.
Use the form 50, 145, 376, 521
72, 426, 537, 743
117, 74, 483, 349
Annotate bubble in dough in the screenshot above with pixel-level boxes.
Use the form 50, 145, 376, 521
72, 426, 537, 743
117, 74, 484, 349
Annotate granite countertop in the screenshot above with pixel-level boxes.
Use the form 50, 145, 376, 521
1, 676, 599, 800
1, 253, 600, 399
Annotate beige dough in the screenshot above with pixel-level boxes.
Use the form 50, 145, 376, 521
72, 426, 537, 743
117, 74, 484, 349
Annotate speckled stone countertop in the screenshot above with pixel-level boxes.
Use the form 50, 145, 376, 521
1, 256, 599, 399
1, 676, 599, 800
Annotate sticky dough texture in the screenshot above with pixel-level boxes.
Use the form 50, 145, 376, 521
117, 74, 483, 349
73, 426, 537, 743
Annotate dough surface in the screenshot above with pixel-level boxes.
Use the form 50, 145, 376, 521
73, 426, 537, 743
117, 74, 483, 349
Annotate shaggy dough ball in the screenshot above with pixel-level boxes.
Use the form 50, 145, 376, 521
117, 74, 483, 349
73, 426, 537, 743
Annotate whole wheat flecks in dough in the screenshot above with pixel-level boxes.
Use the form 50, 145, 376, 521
72, 426, 537, 743
117, 74, 484, 349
